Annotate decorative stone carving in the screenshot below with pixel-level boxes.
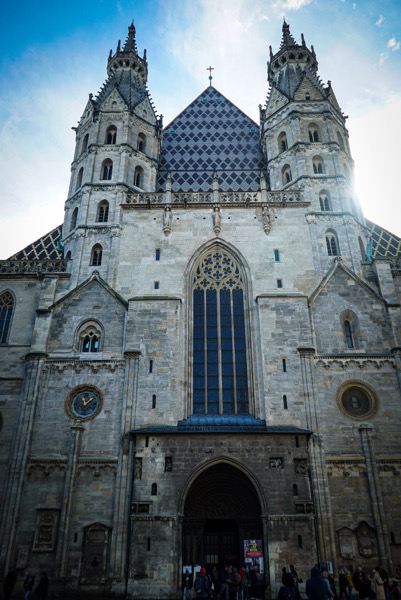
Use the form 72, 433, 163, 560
269, 457, 284, 469
294, 458, 308, 475
356, 521, 376, 558
163, 206, 172, 235
33, 509, 59, 551
337, 526, 356, 559
213, 206, 221, 236
262, 205, 272, 235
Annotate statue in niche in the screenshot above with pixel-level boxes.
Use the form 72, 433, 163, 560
356, 521, 376, 558
213, 205, 221, 236
163, 206, 172, 235
262, 205, 272, 235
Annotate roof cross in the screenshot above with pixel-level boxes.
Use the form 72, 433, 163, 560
207, 66, 214, 86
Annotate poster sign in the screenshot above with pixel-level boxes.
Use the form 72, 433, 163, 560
244, 540, 264, 573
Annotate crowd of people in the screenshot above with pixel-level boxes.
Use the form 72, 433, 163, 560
182, 564, 265, 600
3, 570, 49, 600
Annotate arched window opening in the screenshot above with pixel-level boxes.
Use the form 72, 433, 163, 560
192, 246, 249, 416
308, 123, 320, 142
312, 156, 325, 174
326, 232, 339, 257
105, 126, 117, 145
337, 132, 345, 151
70, 207, 78, 232
78, 321, 102, 353
137, 133, 146, 152
65, 250, 72, 260
81, 134, 89, 154
96, 200, 109, 223
90, 244, 103, 266
151, 483, 157, 496
282, 164, 292, 185
319, 191, 331, 211
101, 160, 113, 181
278, 132, 288, 153
76, 167, 83, 190
134, 166, 144, 188
344, 320, 355, 349
0, 291, 14, 344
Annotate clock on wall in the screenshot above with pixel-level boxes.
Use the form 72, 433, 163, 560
65, 386, 103, 421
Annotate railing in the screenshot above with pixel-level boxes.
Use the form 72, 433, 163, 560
0, 259, 69, 274
125, 189, 303, 205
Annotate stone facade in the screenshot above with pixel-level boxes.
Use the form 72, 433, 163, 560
1, 20, 401, 600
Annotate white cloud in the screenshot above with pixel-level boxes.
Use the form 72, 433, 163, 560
378, 52, 388, 65
387, 37, 401, 51
273, 0, 313, 11
375, 14, 384, 27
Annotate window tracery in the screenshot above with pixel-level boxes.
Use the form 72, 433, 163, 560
0, 291, 14, 344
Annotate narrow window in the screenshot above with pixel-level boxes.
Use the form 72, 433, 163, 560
97, 201, 109, 223
283, 395, 288, 409
137, 133, 146, 152
145, 436, 149, 448
154, 281, 159, 290
105, 126, 117, 145
134, 166, 143, 188
391, 532, 395, 544
151, 483, 157, 496
192, 246, 249, 416
274, 249, 280, 262
298, 535, 303, 549
308, 124, 320, 142
295, 436, 299, 448
282, 359, 287, 372
312, 156, 324, 174
344, 320, 354, 349
147, 538, 151, 551
337, 132, 345, 151
76, 167, 83, 190
165, 457, 173, 472
293, 484, 298, 496
152, 394, 156, 409
90, 244, 103, 266
149, 360, 153, 373
82, 333, 99, 353
0, 291, 14, 344
82, 134, 89, 154
70, 207, 78, 232
278, 132, 288, 153
277, 279, 283, 289
155, 249, 160, 261
319, 191, 331, 211
282, 165, 292, 185
326, 234, 339, 256
101, 160, 113, 180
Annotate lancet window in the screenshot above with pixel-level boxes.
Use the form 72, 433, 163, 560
192, 247, 249, 415
0, 291, 14, 344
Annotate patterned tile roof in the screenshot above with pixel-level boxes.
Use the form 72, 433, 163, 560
8, 225, 63, 260
157, 86, 263, 193
366, 219, 401, 259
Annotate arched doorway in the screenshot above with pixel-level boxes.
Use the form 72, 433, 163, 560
182, 463, 263, 570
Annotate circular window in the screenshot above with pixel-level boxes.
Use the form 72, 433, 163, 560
337, 383, 378, 419
65, 385, 103, 421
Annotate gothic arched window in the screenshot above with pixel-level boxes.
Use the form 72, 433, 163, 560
319, 190, 331, 211
278, 132, 288, 153
81, 134, 89, 154
137, 133, 146, 152
105, 126, 117, 145
101, 160, 113, 181
282, 164, 292, 185
76, 167, 83, 190
337, 131, 345, 151
70, 207, 78, 232
134, 166, 144, 188
90, 244, 103, 266
344, 320, 354, 349
308, 123, 320, 142
77, 321, 102, 353
192, 246, 249, 416
312, 156, 325, 174
96, 200, 109, 223
0, 291, 14, 344
326, 232, 339, 256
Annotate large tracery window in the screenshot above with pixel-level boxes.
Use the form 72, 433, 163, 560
192, 248, 249, 415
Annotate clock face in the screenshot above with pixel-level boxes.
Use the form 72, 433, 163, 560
71, 390, 100, 419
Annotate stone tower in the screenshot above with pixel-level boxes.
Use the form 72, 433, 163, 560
63, 22, 162, 288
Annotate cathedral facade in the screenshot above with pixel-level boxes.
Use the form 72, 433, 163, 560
1, 21, 401, 599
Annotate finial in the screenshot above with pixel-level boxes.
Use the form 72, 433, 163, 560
301, 33, 305, 46
117, 40, 121, 52
269, 45, 273, 59
207, 66, 214, 86
143, 49, 147, 61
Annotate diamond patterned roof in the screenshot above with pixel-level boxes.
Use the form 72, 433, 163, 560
157, 86, 263, 193
8, 226, 63, 260
366, 220, 401, 259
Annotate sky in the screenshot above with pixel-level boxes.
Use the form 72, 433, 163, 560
0, 0, 400, 259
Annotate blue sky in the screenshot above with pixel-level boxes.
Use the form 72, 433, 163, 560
1, 0, 400, 258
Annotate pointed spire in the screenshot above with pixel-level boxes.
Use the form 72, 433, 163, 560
122, 21, 138, 54
280, 20, 297, 49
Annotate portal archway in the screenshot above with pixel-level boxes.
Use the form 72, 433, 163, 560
182, 463, 263, 570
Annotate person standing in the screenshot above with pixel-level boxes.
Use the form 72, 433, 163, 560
371, 566, 385, 600
290, 564, 302, 600
377, 564, 390, 600
3, 569, 17, 600
181, 568, 193, 600
35, 572, 49, 600
338, 568, 350, 600
306, 567, 328, 600
194, 567, 210, 600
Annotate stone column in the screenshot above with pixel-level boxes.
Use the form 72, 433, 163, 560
358, 425, 393, 574
109, 351, 141, 593
298, 347, 337, 571
261, 513, 271, 600
55, 420, 85, 578
0, 352, 47, 573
